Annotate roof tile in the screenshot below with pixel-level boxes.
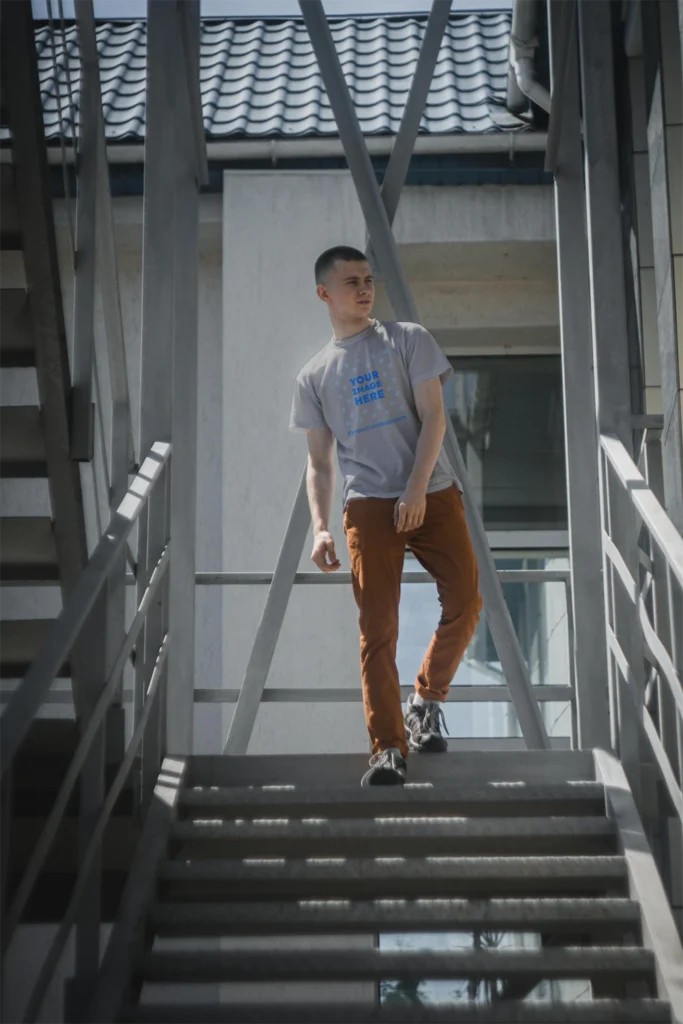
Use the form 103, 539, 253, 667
6, 12, 521, 143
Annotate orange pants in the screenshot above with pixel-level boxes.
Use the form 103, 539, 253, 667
343, 484, 482, 758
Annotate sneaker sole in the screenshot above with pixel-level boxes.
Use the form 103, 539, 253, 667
406, 730, 448, 753
360, 766, 406, 788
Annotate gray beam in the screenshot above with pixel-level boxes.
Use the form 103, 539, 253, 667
167, 0, 201, 756
71, 0, 97, 463
176, 0, 209, 188
300, 0, 549, 751
641, 0, 683, 534
367, 0, 451, 238
544, 0, 576, 174
577, 0, 636, 451
548, 0, 610, 750
577, 0, 648, 798
223, 469, 311, 754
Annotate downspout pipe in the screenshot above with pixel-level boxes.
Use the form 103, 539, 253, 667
507, 0, 551, 115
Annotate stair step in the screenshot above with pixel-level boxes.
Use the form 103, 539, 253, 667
160, 855, 628, 900
0, 406, 47, 477
150, 896, 642, 938
187, 750, 596, 789
137, 946, 655, 985
179, 782, 608, 820
0, 619, 68, 678
0, 516, 58, 582
0, 289, 34, 367
121, 1001, 673, 1024
170, 817, 617, 859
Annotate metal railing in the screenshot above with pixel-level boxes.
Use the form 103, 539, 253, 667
0, 443, 171, 1023
600, 432, 683, 827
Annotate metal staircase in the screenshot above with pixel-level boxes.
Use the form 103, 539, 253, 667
88, 749, 681, 1023
0, 155, 86, 691
1, 2, 683, 1023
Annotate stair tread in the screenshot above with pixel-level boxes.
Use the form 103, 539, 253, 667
187, 750, 596, 789
0, 406, 46, 477
138, 945, 655, 983
179, 781, 607, 819
120, 1002, 673, 1024
0, 289, 34, 367
0, 516, 58, 581
150, 896, 642, 936
0, 619, 69, 678
170, 816, 616, 858
160, 854, 628, 899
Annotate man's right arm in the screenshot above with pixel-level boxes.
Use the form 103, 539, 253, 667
306, 427, 340, 573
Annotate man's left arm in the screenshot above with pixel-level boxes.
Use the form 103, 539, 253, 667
394, 377, 446, 533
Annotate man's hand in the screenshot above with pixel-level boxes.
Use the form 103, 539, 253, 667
311, 530, 341, 573
394, 485, 427, 533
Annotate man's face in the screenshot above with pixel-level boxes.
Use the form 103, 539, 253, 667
317, 259, 375, 319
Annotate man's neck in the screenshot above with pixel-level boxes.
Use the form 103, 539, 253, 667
330, 313, 373, 342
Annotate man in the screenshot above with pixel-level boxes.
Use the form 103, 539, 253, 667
289, 245, 482, 786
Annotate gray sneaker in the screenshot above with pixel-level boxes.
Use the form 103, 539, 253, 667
404, 692, 449, 752
360, 747, 407, 787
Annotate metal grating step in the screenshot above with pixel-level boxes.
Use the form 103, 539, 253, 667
169, 816, 618, 859
0, 619, 68, 678
159, 855, 629, 900
0, 406, 47, 478
186, 750, 596, 789
149, 896, 642, 939
0, 516, 58, 582
179, 782, 608, 820
136, 945, 656, 986
0, 289, 34, 367
120, 1001, 673, 1023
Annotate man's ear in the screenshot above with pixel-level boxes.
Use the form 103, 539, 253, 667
316, 283, 329, 304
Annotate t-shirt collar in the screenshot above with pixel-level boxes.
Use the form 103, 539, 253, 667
331, 318, 379, 347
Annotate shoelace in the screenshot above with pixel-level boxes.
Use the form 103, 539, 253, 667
423, 702, 450, 736
368, 749, 402, 767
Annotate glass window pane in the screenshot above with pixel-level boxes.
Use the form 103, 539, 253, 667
444, 356, 567, 531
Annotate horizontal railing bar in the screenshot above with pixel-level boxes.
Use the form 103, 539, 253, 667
0, 684, 576, 705
1, 545, 170, 952
22, 633, 170, 1024
0, 442, 171, 778
191, 685, 575, 704
192, 570, 571, 586
601, 434, 683, 588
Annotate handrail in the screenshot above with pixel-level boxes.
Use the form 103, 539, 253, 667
195, 569, 571, 586
601, 434, 683, 587
599, 433, 683, 827
0, 442, 170, 777
0, 442, 172, 1021
2, 545, 170, 951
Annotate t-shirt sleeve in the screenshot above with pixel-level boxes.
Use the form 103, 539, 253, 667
401, 323, 453, 387
289, 374, 328, 433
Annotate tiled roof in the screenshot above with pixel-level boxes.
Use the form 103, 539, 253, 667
25, 13, 519, 142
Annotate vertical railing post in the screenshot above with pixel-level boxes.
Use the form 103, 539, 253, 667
548, 0, 611, 750
166, 0, 204, 756
65, 588, 108, 1023
577, 0, 649, 796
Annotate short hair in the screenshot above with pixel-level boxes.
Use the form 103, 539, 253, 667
314, 245, 368, 285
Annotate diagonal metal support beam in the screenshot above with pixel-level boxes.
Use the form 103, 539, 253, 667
367, 0, 451, 242
224, 468, 311, 754
301, 0, 549, 750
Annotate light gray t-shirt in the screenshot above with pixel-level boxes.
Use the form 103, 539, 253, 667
289, 319, 460, 508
